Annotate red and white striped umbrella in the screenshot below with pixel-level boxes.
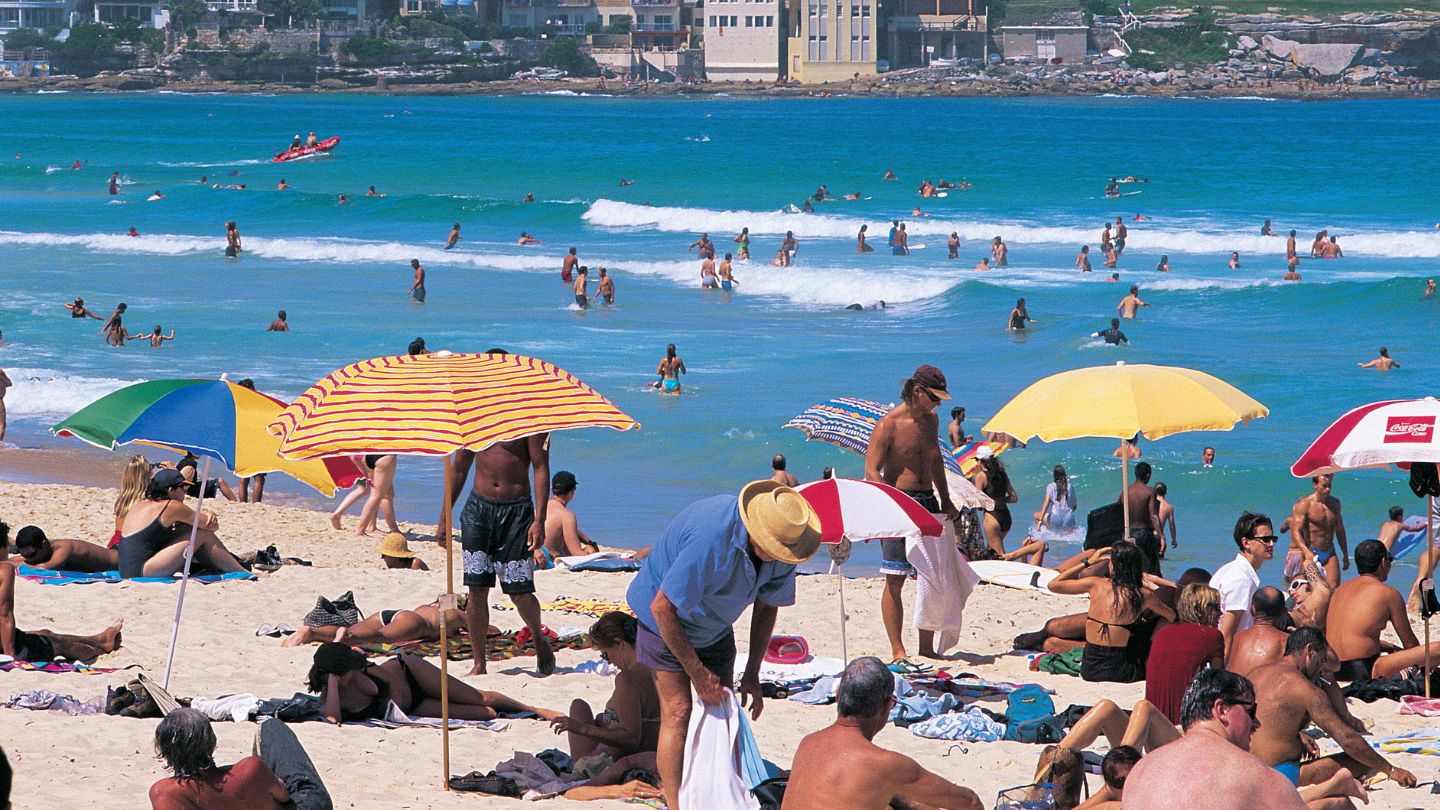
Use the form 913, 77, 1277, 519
1291, 397, 1440, 477
795, 478, 944, 544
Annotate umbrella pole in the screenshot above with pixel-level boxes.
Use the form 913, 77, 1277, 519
1428, 495, 1433, 699
439, 453, 455, 789
1119, 442, 1130, 539
838, 563, 848, 663
162, 456, 211, 691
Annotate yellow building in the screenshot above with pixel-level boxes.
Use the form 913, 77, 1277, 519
784, 0, 878, 84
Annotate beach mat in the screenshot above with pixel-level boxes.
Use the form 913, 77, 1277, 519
16, 564, 256, 586
360, 631, 591, 662
491, 596, 632, 618
0, 659, 137, 675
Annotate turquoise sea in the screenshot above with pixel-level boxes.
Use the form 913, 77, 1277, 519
3, 92, 1440, 587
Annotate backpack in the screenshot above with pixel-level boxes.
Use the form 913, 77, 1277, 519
1003, 684, 1064, 744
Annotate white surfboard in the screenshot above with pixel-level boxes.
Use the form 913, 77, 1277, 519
970, 560, 1059, 591
935, 191, 949, 198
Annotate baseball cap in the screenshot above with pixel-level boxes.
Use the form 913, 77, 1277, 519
913, 364, 951, 400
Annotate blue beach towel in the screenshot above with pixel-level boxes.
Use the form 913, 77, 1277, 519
16, 564, 256, 586
567, 557, 642, 573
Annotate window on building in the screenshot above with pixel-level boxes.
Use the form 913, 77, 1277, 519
819, 33, 828, 60
766, 15, 773, 26
807, 3, 817, 18
850, 4, 859, 16
708, 15, 716, 26
851, 32, 859, 60
818, 3, 827, 16
861, 4, 870, 15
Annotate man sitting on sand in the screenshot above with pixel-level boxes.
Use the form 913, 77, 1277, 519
1325, 539, 1440, 682
1248, 626, 1416, 792
0, 561, 123, 663
1123, 669, 1370, 810
783, 656, 982, 810
149, 707, 332, 810
13, 525, 118, 573
543, 471, 600, 564
283, 594, 473, 649
1225, 586, 1289, 677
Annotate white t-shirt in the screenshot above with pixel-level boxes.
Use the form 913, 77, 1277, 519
1210, 553, 1261, 632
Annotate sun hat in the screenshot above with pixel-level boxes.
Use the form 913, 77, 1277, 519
738, 480, 822, 565
912, 364, 952, 400
151, 468, 186, 489
975, 445, 995, 460
763, 635, 811, 665
375, 531, 415, 559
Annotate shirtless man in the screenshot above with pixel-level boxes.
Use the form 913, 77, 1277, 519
0, 367, 9, 442
770, 454, 798, 488
1100, 222, 1113, 254
13, 526, 118, 573
596, 268, 615, 304
782, 657, 981, 810
1225, 586, 1289, 678
991, 236, 1008, 266
444, 222, 462, 250
699, 256, 718, 289
148, 709, 301, 810
562, 247, 579, 283
1425, 278, 1436, 298
1287, 544, 1335, 632
687, 232, 714, 259
542, 470, 599, 561
1121, 461, 1162, 571
718, 254, 737, 292
947, 406, 970, 447
1117, 285, 1149, 319
101, 302, 129, 346
225, 221, 242, 258
1357, 347, 1398, 371
409, 259, 426, 304
446, 360, 554, 676
132, 325, 175, 347
64, 297, 101, 320
1155, 482, 1177, 552
1114, 217, 1128, 255
1286, 230, 1298, 261
1285, 474, 1347, 588
974, 257, 990, 271
572, 267, 590, 309
0, 561, 123, 663
1248, 626, 1416, 792
1124, 668, 1368, 810
1376, 506, 1408, 552
267, 311, 289, 332
1325, 539, 1440, 682
865, 364, 962, 661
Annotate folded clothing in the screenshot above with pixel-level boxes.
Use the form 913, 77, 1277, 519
908, 707, 1006, 742
16, 564, 255, 586
1033, 648, 1084, 677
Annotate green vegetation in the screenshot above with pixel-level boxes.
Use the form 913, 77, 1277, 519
259, 0, 320, 27
167, 0, 209, 31
53, 20, 163, 75
1122, 10, 1232, 71
340, 34, 401, 62
537, 36, 598, 77
1126, 2, 1423, 14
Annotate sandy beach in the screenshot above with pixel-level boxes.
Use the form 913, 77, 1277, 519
0, 478, 1433, 809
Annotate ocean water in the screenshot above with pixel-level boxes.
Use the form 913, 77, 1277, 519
3, 92, 1440, 587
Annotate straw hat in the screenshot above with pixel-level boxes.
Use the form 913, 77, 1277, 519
375, 532, 415, 559
738, 480, 822, 565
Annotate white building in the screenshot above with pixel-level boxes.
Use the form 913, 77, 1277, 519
93, 0, 165, 26
702, 0, 780, 81
0, 0, 70, 32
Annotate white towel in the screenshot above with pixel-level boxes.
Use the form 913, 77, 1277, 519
679, 691, 759, 810
191, 693, 260, 723
907, 515, 979, 655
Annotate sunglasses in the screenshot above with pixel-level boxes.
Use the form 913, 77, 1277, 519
922, 389, 941, 404
1229, 698, 1259, 724
1247, 534, 1278, 544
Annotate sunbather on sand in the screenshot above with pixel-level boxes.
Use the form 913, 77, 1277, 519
283, 595, 474, 648
14, 525, 118, 573
561, 752, 663, 802
376, 531, 429, 570
549, 612, 660, 759
117, 468, 248, 578
0, 561, 123, 663
306, 642, 561, 725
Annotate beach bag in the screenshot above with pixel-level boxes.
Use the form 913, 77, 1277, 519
304, 591, 363, 628
752, 775, 788, 810
1003, 684, 1063, 744
1083, 502, 1123, 551
996, 782, 1056, 810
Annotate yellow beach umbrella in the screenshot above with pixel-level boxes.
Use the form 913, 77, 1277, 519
982, 361, 1268, 531
267, 351, 639, 789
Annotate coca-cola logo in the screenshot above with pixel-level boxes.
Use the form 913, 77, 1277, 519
1384, 415, 1435, 443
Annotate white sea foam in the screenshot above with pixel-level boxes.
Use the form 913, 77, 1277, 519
582, 200, 1440, 259
3, 367, 142, 418
606, 257, 961, 308
157, 159, 267, 168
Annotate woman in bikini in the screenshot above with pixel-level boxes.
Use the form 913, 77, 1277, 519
1047, 541, 1175, 684
117, 468, 248, 578
282, 594, 476, 648
548, 612, 661, 760
307, 642, 559, 726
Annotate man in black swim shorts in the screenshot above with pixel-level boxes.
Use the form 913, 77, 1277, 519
1, 562, 123, 663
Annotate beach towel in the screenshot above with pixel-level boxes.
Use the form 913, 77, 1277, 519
1374, 727, 1440, 756
360, 700, 509, 732
1034, 648, 1085, 677
1399, 694, 1440, 717
491, 596, 633, 618
735, 652, 844, 684
0, 659, 134, 675
909, 707, 1005, 742
5, 690, 105, 715
358, 630, 591, 662
554, 551, 643, 573
16, 564, 256, 586
907, 517, 978, 656
680, 691, 760, 810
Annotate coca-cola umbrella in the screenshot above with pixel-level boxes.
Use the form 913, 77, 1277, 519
1291, 396, 1440, 695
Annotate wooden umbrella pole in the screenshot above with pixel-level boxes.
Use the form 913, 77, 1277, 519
439, 453, 455, 789
1427, 495, 1433, 699
838, 563, 848, 664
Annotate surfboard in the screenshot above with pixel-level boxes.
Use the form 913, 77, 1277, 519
935, 191, 949, 198
970, 561, 1059, 592
1392, 517, 1431, 560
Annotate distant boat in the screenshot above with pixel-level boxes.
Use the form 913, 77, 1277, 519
272, 136, 340, 163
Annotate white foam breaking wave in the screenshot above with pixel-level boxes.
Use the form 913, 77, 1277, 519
4, 367, 142, 418
156, 158, 267, 168
605, 257, 960, 308
583, 200, 1440, 259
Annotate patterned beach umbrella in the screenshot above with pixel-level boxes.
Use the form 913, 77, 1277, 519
53, 378, 361, 496
784, 396, 964, 475
795, 478, 944, 544
267, 352, 640, 460
1290, 397, 1440, 478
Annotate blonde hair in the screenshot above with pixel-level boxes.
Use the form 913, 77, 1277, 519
114, 454, 150, 518
1177, 583, 1222, 626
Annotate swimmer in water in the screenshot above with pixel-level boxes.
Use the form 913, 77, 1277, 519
523, 193, 535, 203
1261, 218, 1275, 236
857, 224, 874, 254
734, 228, 750, 261
366, 185, 383, 197
700, 255, 718, 288
409, 259, 426, 304
562, 247, 578, 282
337, 194, 348, 205
947, 232, 960, 260
974, 257, 990, 271
131, 325, 175, 347
277, 179, 290, 190
64, 298, 101, 320
1095, 318, 1129, 345
654, 344, 685, 394
1321, 235, 1343, 258
572, 267, 589, 309
718, 254, 737, 292
1117, 285, 1149, 319
911, 206, 930, 218
1104, 178, 1119, 197
1358, 347, 1399, 371
845, 301, 887, 311
619, 178, 635, 187
597, 267, 614, 304
1228, 251, 1241, 269
517, 232, 539, 245
127, 227, 139, 237
1107, 272, 1120, 282
225, 221, 242, 258
1283, 266, 1302, 281
1425, 278, 1436, 298
1156, 255, 1170, 272
991, 236, 1008, 266
108, 171, 120, 195
1076, 245, 1092, 272
883, 168, 897, 181
843, 191, 861, 200
1133, 213, 1150, 221
445, 222, 462, 250
1007, 298, 1035, 332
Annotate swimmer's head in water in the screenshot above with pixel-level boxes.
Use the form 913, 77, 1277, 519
1389, 505, 1404, 521
277, 310, 286, 319
407, 337, 427, 356
1380, 347, 1389, 357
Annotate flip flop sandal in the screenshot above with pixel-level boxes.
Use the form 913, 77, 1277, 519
888, 658, 933, 676
447, 771, 521, 797
256, 624, 279, 637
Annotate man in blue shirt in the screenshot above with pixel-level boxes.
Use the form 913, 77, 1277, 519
626, 480, 821, 810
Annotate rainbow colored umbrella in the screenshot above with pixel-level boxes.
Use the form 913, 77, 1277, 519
53, 379, 361, 496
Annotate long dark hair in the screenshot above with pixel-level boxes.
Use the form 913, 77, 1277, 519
1052, 465, 1069, 501
979, 455, 1010, 497
1107, 541, 1146, 618
590, 611, 638, 647
305, 642, 370, 693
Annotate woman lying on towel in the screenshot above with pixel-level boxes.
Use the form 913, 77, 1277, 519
548, 612, 660, 759
282, 594, 478, 648
306, 642, 561, 726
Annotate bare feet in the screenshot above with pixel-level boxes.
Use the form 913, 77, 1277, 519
466, 661, 488, 676
1014, 631, 1047, 651
536, 636, 556, 676
328, 514, 342, 530
99, 620, 125, 654
355, 529, 373, 537
281, 626, 314, 648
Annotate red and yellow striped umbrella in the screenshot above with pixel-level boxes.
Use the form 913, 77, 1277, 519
266, 352, 640, 459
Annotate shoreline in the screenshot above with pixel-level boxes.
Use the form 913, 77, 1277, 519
3, 74, 1436, 101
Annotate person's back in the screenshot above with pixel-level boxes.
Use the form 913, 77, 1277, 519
1227, 623, 1287, 678
1145, 622, 1223, 724
149, 756, 291, 810
1325, 574, 1395, 661
1123, 728, 1305, 810
1244, 659, 1317, 769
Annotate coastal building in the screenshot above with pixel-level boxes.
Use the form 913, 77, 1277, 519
886, 0, 986, 68
92, 0, 165, 26
784, 0, 878, 84
503, 0, 599, 35
999, 5, 1089, 62
0, 0, 70, 33
702, 0, 782, 81
588, 0, 702, 81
